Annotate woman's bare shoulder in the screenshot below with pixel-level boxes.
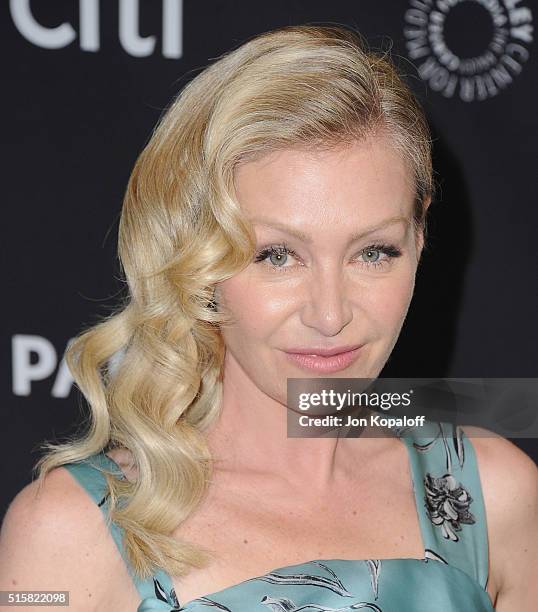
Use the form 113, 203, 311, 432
461, 425, 538, 609
0, 465, 130, 610
460, 425, 537, 530
460, 425, 537, 495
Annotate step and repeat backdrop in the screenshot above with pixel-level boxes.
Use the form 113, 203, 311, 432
3, 1, 537, 512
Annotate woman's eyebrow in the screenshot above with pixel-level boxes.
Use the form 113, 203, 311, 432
251, 215, 410, 244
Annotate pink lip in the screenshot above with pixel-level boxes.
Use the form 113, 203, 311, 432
283, 346, 363, 373
284, 345, 362, 357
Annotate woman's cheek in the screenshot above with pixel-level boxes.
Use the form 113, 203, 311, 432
218, 281, 283, 335
368, 270, 416, 329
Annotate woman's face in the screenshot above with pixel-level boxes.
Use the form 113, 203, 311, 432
215, 134, 424, 405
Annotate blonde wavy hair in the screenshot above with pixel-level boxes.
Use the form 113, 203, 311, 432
33, 24, 434, 580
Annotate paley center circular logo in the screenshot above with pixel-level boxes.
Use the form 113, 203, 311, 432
403, 0, 534, 101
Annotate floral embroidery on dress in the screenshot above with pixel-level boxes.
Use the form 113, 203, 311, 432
183, 561, 384, 611
258, 596, 382, 611
247, 561, 353, 596
424, 473, 476, 541
410, 422, 477, 541
250, 562, 383, 611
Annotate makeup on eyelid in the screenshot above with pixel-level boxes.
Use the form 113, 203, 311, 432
253, 242, 403, 273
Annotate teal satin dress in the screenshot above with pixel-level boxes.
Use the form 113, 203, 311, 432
63, 420, 494, 611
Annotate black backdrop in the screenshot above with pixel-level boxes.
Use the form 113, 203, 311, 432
3, 1, 537, 516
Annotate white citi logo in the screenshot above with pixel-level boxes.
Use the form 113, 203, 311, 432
10, 0, 183, 58
404, 0, 534, 101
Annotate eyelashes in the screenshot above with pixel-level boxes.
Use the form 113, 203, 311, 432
253, 242, 402, 273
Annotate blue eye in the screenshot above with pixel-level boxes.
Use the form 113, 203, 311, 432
358, 244, 402, 268
362, 248, 381, 263
254, 243, 402, 273
254, 245, 297, 269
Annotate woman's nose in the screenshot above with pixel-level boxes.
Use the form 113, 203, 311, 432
299, 268, 353, 337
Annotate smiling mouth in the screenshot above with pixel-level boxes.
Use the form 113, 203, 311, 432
283, 344, 363, 357
283, 346, 363, 373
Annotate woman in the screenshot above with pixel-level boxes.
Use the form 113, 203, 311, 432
0, 24, 536, 612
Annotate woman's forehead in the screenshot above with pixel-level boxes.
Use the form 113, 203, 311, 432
234, 137, 415, 225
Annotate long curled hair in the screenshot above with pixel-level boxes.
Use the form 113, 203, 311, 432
33, 24, 434, 580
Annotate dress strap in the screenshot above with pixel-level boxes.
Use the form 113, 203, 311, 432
62, 452, 177, 606
397, 420, 490, 590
